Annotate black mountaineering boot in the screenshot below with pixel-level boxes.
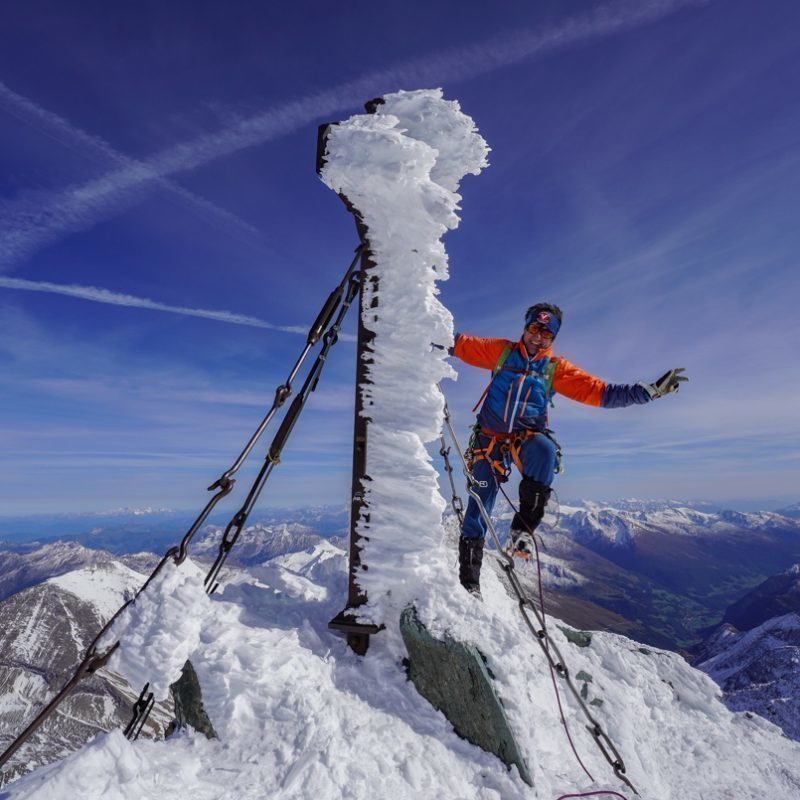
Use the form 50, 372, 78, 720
509, 477, 552, 558
458, 536, 484, 599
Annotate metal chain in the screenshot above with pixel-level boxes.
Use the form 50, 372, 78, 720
123, 683, 155, 741
439, 389, 638, 796
438, 435, 465, 527
203, 269, 361, 594
0, 247, 364, 776
173, 242, 366, 566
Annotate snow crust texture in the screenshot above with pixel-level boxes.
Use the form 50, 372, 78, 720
97, 559, 212, 700
320, 89, 488, 624
6, 544, 800, 800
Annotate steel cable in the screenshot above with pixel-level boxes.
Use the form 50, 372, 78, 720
439, 435, 465, 528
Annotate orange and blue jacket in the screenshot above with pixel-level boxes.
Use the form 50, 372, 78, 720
452, 333, 650, 434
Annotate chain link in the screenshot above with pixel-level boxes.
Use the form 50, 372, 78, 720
0, 247, 364, 777
439, 387, 638, 796
123, 683, 155, 741
203, 270, 361, 595
438, 437, 465, 527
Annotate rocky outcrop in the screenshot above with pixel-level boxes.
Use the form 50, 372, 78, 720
167, 660, 217, 740
399, 606, 532, 786
695, 613, 800, 741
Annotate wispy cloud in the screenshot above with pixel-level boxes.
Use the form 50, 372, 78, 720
0, 0, 704, 270
0, 81, 270, 262
0, 276, 307, 333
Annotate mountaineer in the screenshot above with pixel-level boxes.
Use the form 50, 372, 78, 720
451, 303, 687, 598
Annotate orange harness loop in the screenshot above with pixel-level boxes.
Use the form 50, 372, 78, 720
469, 427, 539, 478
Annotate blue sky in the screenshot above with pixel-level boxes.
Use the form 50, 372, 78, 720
1, 0, 799, 515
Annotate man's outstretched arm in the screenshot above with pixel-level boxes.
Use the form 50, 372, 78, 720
450, 333, 513, 370
554, 360, 688, 408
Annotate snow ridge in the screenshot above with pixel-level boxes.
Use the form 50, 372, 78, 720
96, 559, 213, 700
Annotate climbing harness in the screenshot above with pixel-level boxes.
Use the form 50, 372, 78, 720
440, 389, 638, 796
466, 423, 563, 480
0, 245, 365, 775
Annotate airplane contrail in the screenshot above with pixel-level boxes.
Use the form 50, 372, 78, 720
0, 81, 262, 235
0, 0, 705, 270
0, 276, 307, 334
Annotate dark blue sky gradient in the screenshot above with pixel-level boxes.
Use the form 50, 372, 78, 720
1, 0, 799, 514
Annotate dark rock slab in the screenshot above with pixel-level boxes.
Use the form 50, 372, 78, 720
399, 606, 532, 786
166, 660, 217, 740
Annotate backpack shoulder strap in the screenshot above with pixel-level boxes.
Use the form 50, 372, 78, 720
471, 342, 515, 413
492, 342, 513, 378
544, 359, 557, 405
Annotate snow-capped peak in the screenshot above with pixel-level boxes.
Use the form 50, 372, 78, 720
46, 561, 146, 620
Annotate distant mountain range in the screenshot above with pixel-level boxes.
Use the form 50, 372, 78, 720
776, 502, 800, 518
0, 506, 349, 549
0, 540, 160, 604
722, 563, 800, 630
2, 498, 799, 782
694, 611, 800, 741
489, 499, 800, 650
685, 562, 800, 741
193, 520, 344, 566
4, 500, 800, 651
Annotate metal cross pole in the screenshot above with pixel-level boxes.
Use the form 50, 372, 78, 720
317, 99, 387, 655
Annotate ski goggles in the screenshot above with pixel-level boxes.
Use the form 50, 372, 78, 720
525, 323, 555, 342
524, 309, 561, 337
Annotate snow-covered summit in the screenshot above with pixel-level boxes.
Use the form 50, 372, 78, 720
47, 561, 146, 620
5, 87, 799, 799
6, 544, 800, 800
0, 540, 155, 603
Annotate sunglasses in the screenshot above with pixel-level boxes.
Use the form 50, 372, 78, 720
525, 323, 554, 341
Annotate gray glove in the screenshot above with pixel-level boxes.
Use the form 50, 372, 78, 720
640, 368, 688, 400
